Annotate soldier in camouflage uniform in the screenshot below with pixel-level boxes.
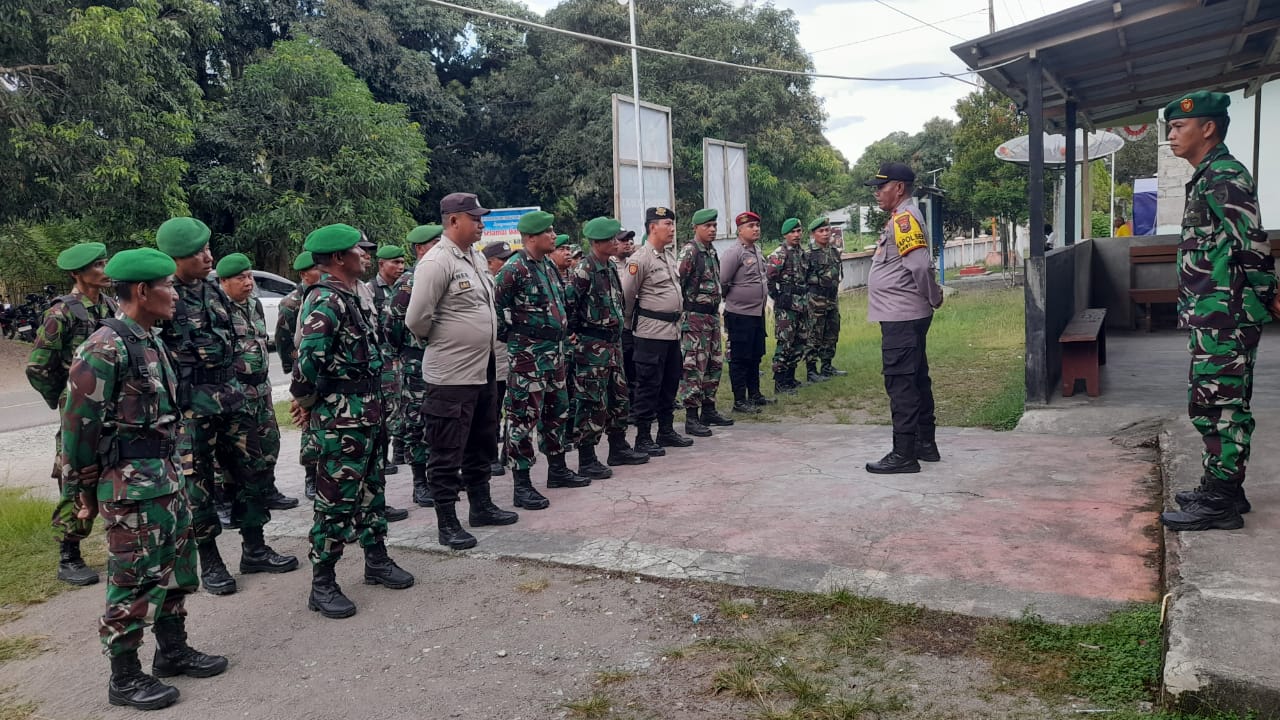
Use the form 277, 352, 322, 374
156, 218, 297, 597
1159, 91, 1279, 532
495, 211, 590, 499
26, 242, 117, 586
485, 241, 517, 479
62, 248, 227, 711
290, 223, 415, 619
357, 247, 410, 523
568, 218, 651, 478
217, 254, 298, 515
552, 234, 575, 285
369, 245, 408, 473
385, 225, 443, 508
678, 208, 732, 437
767, 218, 809, 394
276, 251, 322, 500
804, 217, 846, 382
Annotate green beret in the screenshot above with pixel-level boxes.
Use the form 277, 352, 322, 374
376, 245, 405, 260
57, 242, 107, 271
292, 251, 315, 271
407, 224, 443, 245
215, 253, 252, 278
304, 223, 362, 253
156, 217, 211, 258
105, 248, 176, 283
807, 217, 830, 232
554, 233, 572, 248
517, 211, 555, 236
781, 218, 801, 234
691, 208, 718, 225
1165, 91, 1230, 122
583, 217, 622, 242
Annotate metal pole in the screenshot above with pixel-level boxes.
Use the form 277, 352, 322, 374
628, 0, 645, 219
1109, 153, 1116, 236
1064, 101, 1076, 246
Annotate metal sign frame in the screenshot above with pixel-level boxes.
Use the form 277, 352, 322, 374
611, 94, 676, 236
702, 138, 750, 239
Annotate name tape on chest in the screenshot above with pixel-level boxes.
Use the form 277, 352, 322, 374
892, 213, 927, 256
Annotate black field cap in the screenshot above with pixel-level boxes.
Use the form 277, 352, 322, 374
864, 162, 916, 187
483, 242, 515, 261
645, 206, 676, 223
440, 192, 491, 217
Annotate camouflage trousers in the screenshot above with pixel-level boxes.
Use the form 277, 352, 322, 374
398, 361, 430, 466
1188, 325, 1261, 487
572, 342, 629, 448
806, 303, 840, 364
308, 424, 388, 566
505, 352, 570, 471
99, 491, 197, 656
678, 312, 724, 408
243, 387, 280, 479
383, 360, 403, 444
50, 429, 93, 543
771, 307, 808, 375
183, 408, 270, 543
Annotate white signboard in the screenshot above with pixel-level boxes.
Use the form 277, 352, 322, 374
612, 94, 675, 236
703, 139, 749, 238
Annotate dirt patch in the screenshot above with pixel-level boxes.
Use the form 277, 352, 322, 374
0, 339, 34, 393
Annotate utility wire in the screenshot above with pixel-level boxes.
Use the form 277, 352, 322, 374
870, 0, 966, 40
415, 0, 1020, 84
810, 8, 986, 54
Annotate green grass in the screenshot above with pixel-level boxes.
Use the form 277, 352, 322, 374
720, 286, 1025, 430
0, 488, 104, 612
0, 688, 36, 720
562, 692, 613, 718
273, 399, 296, 429
0, 637, 43, 664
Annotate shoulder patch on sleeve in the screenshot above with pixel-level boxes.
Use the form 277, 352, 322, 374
627, 263, 639, 275
892, 212, 928, 256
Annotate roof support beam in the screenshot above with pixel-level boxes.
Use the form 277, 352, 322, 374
1245, 29, 1280, 96
1223, 0, 1264, 75
1063, 17, 1280, 78
1046, 62, 1280, 119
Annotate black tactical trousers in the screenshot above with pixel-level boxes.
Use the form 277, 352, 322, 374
632, 336, 682, 423
880, 317, 935, 435
724, 311, 766, 394
422, 353, 499, 504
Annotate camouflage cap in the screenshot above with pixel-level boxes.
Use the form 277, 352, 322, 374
215, 253, 251, 278
156, 217, 211, 258
1164, 90, 1230, 121
57, 242, 107, 271
105, 248, 177, 283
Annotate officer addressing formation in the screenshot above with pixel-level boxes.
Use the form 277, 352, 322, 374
31, 86, 1280, 712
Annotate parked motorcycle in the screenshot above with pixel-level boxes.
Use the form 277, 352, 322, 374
0, 298, 15, 339
12, 293, 43, 343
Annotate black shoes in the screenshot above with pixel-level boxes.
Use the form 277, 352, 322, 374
384, 505, 409, 522
239, 527, 300, 574
435, 502, 478, 550
774, 375, 799, 395
577, 445, 613, 479
303, 466, 316, 501
152, 617, 228, 679
657, 419, 694, 448
547, 454, 592, 488
197, 542, 237, 596
700, 404, 735, 426
866, 433, 921, 474
820, 362, 847, 377
364, 542, 415, 589
684, 409, 713, 437
265, 489, 300, 510
411, 463, 434, 507
606, 433, 650, 466
1175, 484, 1251, 515
512, 469, 551, 510
57, 539, 99, 586
109, 652, 180, 710
748, 392, 775, 406
634, 424, 666, 457
468, 483, 520, 526
1162, 488, 1246, 531
309, 562, 357, 618
733, 399, 761, 414
806, 363, 827, 383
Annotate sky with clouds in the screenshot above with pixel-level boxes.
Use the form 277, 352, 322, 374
518, 0, 1089, 166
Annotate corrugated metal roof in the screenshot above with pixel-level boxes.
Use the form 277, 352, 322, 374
951, 0, 1280, 128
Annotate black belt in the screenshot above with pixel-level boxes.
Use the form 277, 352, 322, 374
575, 325, 622, 343
316, 377, 378, 395
814, 286, 838, 299
192, 366, 234, 385
636, 307, 680, 323
118, 436, 176, 460
399, 346, 424, 362
237, 371, 268, 386
508, 323, 565, 342
684, 301, 718, 315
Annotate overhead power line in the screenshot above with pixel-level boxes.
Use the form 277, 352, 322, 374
811, 8, 987, 54
870, 0, 966, 40
415, 0, 1016, 85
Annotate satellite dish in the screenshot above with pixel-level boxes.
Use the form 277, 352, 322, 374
995, 129, 1125, 165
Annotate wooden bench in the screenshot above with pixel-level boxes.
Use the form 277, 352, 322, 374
1060, 308, 1107, 398
1129, 245, 1177, 332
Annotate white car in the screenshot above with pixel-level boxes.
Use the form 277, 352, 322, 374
209, 269, 296, 352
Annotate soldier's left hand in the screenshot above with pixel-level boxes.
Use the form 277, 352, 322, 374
290, 398, 310, 427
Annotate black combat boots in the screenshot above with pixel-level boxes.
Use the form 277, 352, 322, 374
383, 504, 409, 522
774, 372, 798, 395
701, 402, 734, 426
308, 561, 357, 618
916, 424, 941, 463
364, 541, 415, 589
732, 387, 760, 415
577, 444, 613, 479
683, 407, 712, 437
435, 502, 478, 550
657, 416, 694, 448
197, 541, 237, 596
806, 362, 826, 383
606, 432, 650, 466
412, 463, 434, 507
820, 361, 847, 377
109, 651, 179, 710
468, 483, 520, 525
58, 539, 99, 586
1175, 477, 1251, 515
264, 477, 299, 510
547, 454, 592, 488
634, 423, 665, 456
1161, 481, 1246, 531
152, 616, 228, 679
747, 374, 774, 406
865, 433, 921, 474
304, 465, 316, 500
512, 468, 551, 510
239, 526, 300, 574
392, 438, 408, 466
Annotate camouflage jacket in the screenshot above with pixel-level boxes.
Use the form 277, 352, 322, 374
494, 250, 568, 354
678, 239, 722, 311
275, 286, 303, 373
26, 288, 119, 409
158, 275, 244, 416
230, 297, 271, 400
1178, 143, 1277, 329
766, 242, 810, 313
61, 316, 183, 502
385, 269, 427, 383
804, 243, 843, 310
292, 272, 384, 428
568, 253, 625, 366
